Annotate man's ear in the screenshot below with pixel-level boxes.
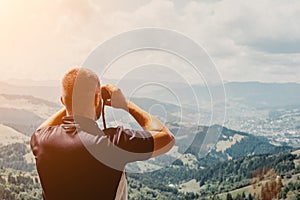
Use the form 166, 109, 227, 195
60, 96, 65, 106
95, 93, 100, 107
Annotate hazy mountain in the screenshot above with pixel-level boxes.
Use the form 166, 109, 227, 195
1, 92, 290, 170
131, 97, 199, 122
0, 94, 60, 119
4, 79, 60, 87
0, 124, 29, 146
127, 123, 293, 172
170, 124, 292, 167
0, 93, 290, 172
150, 81, 300, 108
0, 94, 60, 136
1, 80, 300, 108
0, 80, 299, 199
224, 82, 300, 108
0, 108, 44, 126
0, 81, 60, 102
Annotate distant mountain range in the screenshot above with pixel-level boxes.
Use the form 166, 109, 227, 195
224, 82, 300, 108
0, 124, 29, 146
0, 92, 293, 171
0, 94, 60, 136
1, 80, 300, 108
0, 82, 297, 168
128, 123, 294, 173
0, 85, 299, 199
149, 123, 290, 169
186, 125, 292, 167
0, 81, 60, 102
151, 81, 300, 108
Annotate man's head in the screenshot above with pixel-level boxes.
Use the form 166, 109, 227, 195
61, 68, 102, 120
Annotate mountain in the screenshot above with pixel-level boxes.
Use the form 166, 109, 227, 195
0, 91, 294, 167
2, 80, 300, 108
132, 81, 300, 109
126, 149, 300, 199
0, 81, 60, 102
0, 124, 29, 146
0, 92, 293, 170
0, 167, 41, 199
126, 123, 293, 173
4, 78, 59, 87
0, 107, 44, 126
0, 94, 60, 119
1, 149, 298, 200
0, 80, 299, 199
170, 124, 293, 168
0, 94, 60, 136
0, 115, 297, 199
131, 97, 198, 122
224, 82, 300, 108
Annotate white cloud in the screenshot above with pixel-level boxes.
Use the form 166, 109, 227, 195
0, 0, 299, 83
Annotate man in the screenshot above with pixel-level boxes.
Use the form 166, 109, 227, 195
30, 68, 175, 200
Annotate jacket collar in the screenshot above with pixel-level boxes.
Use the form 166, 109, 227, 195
62, 115, 102, 135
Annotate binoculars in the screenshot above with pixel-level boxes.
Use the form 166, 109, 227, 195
101, 87, 111, 102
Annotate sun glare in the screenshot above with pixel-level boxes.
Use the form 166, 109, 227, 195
0, 0, 8, 7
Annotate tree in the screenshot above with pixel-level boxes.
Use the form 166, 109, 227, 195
226, 193, 233, 200
235, 194, 243, 200
248, 193, 254, 200
242, 192, 246, 199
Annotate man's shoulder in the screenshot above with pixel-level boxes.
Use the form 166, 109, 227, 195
32, 125, 60, 138
103, 126, 150, 134
103, 126, 152, 139
103, 126, 153, 151
30, 126, 61, 148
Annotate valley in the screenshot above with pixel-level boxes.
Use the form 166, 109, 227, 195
0, 81, 300, 199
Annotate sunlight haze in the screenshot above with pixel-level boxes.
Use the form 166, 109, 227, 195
0, 0, 299, 83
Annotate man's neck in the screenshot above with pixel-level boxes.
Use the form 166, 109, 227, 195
66, 110, 95, 121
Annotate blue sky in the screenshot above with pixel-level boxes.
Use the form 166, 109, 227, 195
0, 0, 299, 83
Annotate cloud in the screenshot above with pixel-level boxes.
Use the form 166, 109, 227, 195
178, 0, 300, 82
245, 38, 300, 54
0, 0, 299, 83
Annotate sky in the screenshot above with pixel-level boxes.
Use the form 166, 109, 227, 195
0, 0, 299, 83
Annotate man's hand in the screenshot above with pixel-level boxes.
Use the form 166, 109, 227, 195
101, 84, 175, 157
101, 84, 128, 110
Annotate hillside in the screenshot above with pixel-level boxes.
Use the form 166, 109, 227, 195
0, 94, 60, 136
224, 82, 300, 108
0, 167, 41, 200
143, 82, 300, 109
2, 80, 300, 111
1, 151, 299, 199
0, 127, 298, 199
0, 81, 60, 102
1, 81, 300, 147
126, 151, 300, 199
171, 124, 292, 168
0, 83, 299, 199
125, 123, 293, 173
0, 125, 34, 172
0, 94, 60, 119
0, 124, 29, 146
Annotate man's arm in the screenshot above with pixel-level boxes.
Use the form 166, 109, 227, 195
127, 101, 175, 157
37, 108, 66, 130
101, 84, 175, 158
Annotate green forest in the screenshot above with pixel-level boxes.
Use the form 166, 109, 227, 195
0, 142, 299, 199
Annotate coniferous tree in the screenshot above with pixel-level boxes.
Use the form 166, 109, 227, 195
226, 193, 233, 200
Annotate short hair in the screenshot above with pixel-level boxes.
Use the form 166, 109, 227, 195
62, 68, 100, 112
